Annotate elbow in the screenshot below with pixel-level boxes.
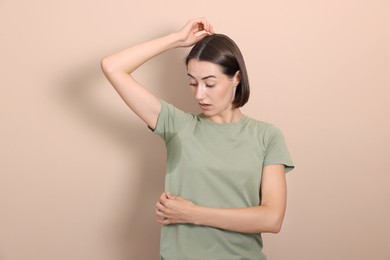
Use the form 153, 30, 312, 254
101, 56, 122, 76
264, 212, 284, 234
100, 57, 113, 75
269, 220, 283, 234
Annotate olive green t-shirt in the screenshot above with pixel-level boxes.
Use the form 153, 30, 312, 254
153, 101, 294, 260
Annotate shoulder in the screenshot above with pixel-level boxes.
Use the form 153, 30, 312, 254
245, 116, 282, 136
243, 116, 287, 148
153, 100, 198, 141
160, 100, 196, 121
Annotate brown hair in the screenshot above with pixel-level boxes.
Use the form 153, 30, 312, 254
185, 34, 250, 108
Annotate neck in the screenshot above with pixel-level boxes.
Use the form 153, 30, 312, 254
205, 108, 243, 124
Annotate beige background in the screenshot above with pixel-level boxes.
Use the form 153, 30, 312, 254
1, 0, 389, 259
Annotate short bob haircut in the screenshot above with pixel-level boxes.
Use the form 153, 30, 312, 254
185, 34, 250, 108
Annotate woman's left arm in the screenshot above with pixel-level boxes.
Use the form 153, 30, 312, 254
156, 164, 287, 234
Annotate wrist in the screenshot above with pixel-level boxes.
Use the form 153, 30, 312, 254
166, 32, 183, 49
190, 204, 204, 226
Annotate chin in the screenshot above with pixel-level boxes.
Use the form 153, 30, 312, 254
201, 110, 216, 117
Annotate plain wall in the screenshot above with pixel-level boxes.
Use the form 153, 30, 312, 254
1, 0, 389, 259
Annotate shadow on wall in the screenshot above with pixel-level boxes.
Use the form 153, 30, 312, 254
58, 48, 196, 259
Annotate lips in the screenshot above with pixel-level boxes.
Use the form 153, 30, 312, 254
199, 102, 212, 110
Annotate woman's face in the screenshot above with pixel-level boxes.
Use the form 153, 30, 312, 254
187, 59, 239, 119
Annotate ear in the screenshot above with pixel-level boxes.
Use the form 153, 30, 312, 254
233, 70, 241, 86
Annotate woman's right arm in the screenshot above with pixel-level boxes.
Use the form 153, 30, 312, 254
100, 18, 214, 130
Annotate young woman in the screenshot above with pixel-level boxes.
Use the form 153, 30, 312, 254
101, 17, 294, 260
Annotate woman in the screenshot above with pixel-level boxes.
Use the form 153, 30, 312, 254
101, 17, 294, 260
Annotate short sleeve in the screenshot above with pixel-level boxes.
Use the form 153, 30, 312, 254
263, 126, 295, 173
150, 100, 194, 143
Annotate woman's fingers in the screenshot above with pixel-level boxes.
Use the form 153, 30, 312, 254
195, 17, 213, 32
177, 17, 214, 47
159, 192, 169, 205
156, 193, 174, 215
156, 192, 186, 225
209, 23, 215, 34
192, 18, 213, 35
156, 200, 165, 212
156, 200, 169, 224
156, 201, 172, 225
166, 192, 178, 199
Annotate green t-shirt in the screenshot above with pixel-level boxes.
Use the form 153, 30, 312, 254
153, 100, 294, 260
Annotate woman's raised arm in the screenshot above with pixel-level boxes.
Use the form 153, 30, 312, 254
101, 18, 214, 130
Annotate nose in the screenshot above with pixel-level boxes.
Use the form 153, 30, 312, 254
195, 86, 206, 101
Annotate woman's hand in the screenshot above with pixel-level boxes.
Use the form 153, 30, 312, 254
154, 166, 287, 233
175, 17, 215, 48
156, 192, 197, 225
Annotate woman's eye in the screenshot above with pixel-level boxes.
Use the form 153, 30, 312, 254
189, 83, 197, 87
206, 84, 215, 88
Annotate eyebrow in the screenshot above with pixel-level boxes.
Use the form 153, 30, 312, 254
187, 73, 216, 80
